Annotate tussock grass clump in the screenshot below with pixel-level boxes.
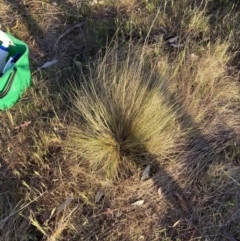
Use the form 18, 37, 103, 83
66, 45, 182, 179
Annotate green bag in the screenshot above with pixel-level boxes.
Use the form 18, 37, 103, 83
0, 33, 31, 110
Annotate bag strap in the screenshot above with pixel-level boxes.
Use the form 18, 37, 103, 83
0, 67, 17, 99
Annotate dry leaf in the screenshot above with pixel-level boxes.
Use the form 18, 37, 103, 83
57, 193, 73, 215
139, 235, 145, 241
95, 190, 105, 203
157, 187, 163, 197
172, 219, 181, 227
74, 61, 82, 68
131, 200, 144, 207
37, 60, 58, 71
141, 164, 151, 181
159, 26, 168, 34
173, 191, 190, 214
190, 53, 199, 61
170, 43, 185, 48
168, 36, 179, 44
14, 121, 31, 130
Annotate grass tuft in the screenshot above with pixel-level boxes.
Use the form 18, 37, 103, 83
66, 44, 182, 179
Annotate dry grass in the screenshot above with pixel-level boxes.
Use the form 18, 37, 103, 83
66, 44, 183, 179
0, 0, 240, 240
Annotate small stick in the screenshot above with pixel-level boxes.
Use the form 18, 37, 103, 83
55, 21, 86, 48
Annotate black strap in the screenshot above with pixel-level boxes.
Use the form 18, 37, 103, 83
0, 67, 17, 99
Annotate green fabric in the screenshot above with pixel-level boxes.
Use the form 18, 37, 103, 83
0, 33, 31, 110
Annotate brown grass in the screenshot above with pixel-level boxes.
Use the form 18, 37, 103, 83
0, 0, 240, 240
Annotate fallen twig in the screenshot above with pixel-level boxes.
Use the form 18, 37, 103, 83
55, 21, 86, 48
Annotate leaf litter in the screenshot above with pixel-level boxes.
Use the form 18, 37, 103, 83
141, 164, 151, 181
37, 60, 58, 71
14, 121, 31, 130
57, 193, 74, 215
131, 200, 145, 207
95, 189, 105, 203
